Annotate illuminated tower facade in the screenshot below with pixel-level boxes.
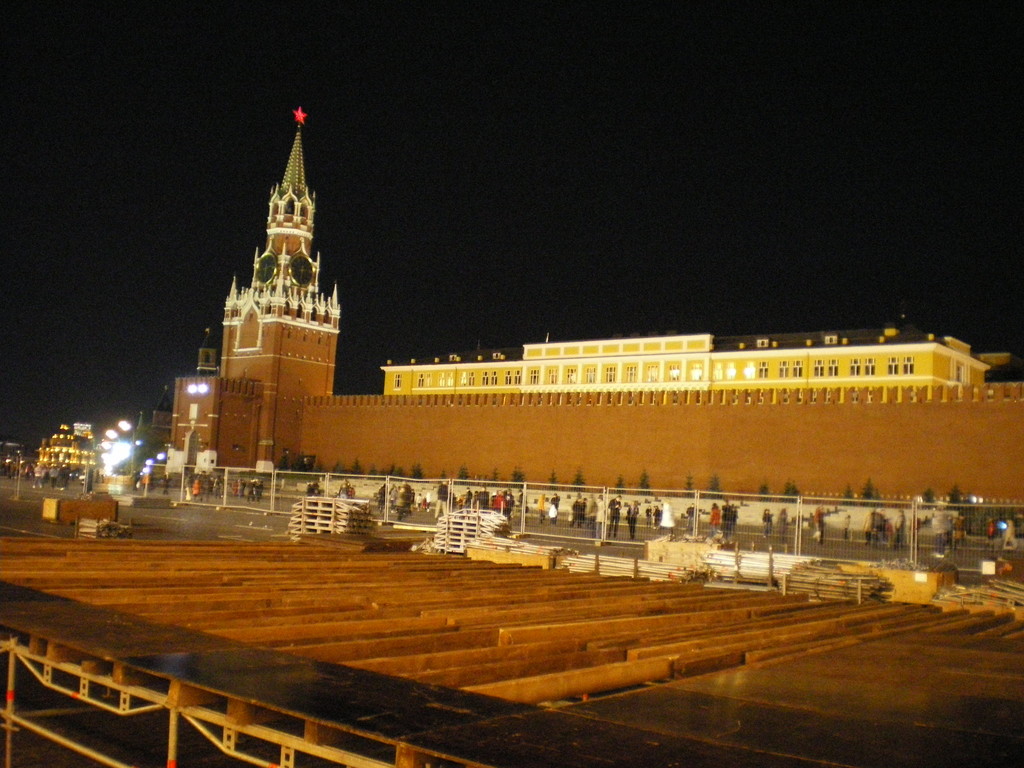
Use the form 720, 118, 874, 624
219, 108, 341, 468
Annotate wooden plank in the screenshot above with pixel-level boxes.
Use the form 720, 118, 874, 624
283, 628, 500, 663
412, 649, 626, 688
168, 680, 221, 707
584, 600, 855, 651
213, 614, 453, 643
497, 594, 807, 646
347, 639, 585, 676
745, 636, 865, 665
627, 620, 849, 661
919, 611, 1012, 634
418, 586, 724, 624
624, 603, 941, 661
464, 657, 675, 704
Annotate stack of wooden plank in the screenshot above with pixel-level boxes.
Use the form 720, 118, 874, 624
288, 497, 375, 539
75, 518, 100, 538
432, 509, 510, 553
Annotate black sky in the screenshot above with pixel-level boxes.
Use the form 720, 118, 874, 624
2, 2, 1021, 445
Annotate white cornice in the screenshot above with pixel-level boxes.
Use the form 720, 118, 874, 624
267, 226, 312, 238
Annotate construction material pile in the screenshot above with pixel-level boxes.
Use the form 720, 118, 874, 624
932, 579, 1024, 612
76, 518, 133, 539
288, 497, 375, 540
432, 509, 511, 553
561, 553, 709, 582
704, 550, 816, 584
465, 536, 574, 557
784, 562, 893, 601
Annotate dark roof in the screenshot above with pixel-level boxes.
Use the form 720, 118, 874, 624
391, 347, 525, 366
392, 324, 956, 365
711, 325, 936, 351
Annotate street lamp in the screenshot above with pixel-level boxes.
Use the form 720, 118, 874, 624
99, 421, 134, 483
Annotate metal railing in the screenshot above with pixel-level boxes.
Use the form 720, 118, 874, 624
157, 467, 1024, 575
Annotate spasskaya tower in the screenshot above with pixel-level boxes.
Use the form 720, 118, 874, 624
171, 109, 341, 472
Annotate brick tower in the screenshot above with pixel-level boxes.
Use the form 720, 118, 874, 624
219, 108, 341, 469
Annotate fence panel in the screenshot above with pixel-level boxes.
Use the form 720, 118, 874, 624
922, 500, 1023, 568
164, 466, 1024, 575
686, 491, 804, 553
798, 496, 917, 562
519, 482, 603, 541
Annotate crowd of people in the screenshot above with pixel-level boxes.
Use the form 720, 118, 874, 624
17, 460, 1021, 556
4, 462, 81, 490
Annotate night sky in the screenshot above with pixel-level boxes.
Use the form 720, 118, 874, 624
3, 3, 1021, 446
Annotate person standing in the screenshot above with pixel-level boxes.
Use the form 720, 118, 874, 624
722, 501, 738, 541
814, 506, 826, 545
892, 509, 906, 550
762, 508, 773, 538
1002, 518, 1017, 551
608, 496, 622, 538
626, 500, 639, 540
659, 498, 676, 541
571, 495, 586, 528
952, 515, 965, 551
932, 504, 951, 557
436, 482, 449, 518
709, 503, 722, 537
594, 495, 606, 539
873, 508, 888, 546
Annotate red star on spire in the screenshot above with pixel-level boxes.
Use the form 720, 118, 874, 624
293, 106, 307, 125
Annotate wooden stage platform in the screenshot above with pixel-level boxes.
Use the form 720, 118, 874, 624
2, 539, 1022, 767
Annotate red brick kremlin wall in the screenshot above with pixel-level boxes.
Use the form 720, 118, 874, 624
299, 383, 1024, 499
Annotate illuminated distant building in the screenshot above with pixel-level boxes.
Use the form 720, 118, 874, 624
37, 424, 95, 471
381, 326, 988, 396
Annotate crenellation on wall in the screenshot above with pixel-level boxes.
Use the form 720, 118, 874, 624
313, 384, 1024, 411
299, 384, 1023, 497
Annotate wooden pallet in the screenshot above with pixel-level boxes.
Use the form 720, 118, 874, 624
433, 509, 510, 553
288, 497, 375, 539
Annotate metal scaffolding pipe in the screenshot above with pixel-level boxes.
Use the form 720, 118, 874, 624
9, 713, 138, 768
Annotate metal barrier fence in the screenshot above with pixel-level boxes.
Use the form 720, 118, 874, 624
171, 467, 1023, 574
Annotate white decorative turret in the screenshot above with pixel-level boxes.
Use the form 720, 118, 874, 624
224, 107, 341, 332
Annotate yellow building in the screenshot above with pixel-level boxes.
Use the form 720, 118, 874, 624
37, 423, 96, 471
382, 325, 988, 396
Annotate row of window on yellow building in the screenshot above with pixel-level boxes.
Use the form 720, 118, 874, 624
383, 330, 985, 395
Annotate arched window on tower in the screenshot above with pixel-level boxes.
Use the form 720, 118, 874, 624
285, 200, 295, 215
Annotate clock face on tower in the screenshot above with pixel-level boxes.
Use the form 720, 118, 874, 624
256, 253, 277, 284
290, 254, 314, 287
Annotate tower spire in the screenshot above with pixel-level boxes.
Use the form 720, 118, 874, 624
282, 125, 306, 194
